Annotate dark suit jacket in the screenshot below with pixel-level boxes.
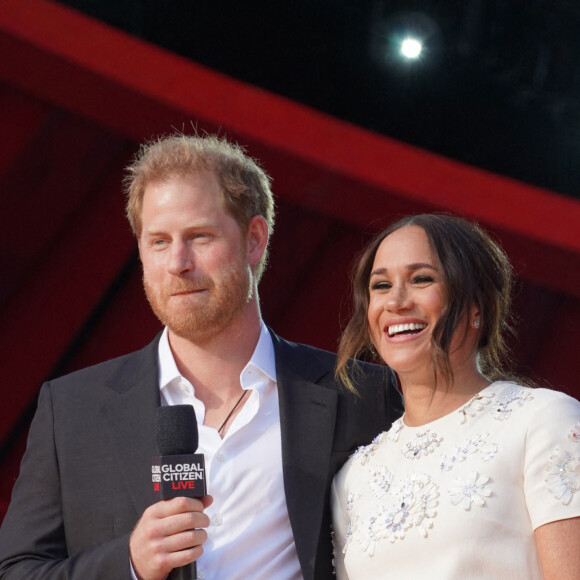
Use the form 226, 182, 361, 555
0, 330, 402, 579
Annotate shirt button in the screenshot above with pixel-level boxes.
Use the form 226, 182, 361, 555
213, 514, 223, 526
215, 453, 225, 462
198, 570, 206, 579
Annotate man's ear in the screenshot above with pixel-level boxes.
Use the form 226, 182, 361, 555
246, 216, 269, 267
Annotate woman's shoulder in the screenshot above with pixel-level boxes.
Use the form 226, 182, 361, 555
487, 381, 580, 434
487, 381, 579, 407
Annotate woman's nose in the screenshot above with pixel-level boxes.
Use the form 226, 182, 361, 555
387, 284, 411, 311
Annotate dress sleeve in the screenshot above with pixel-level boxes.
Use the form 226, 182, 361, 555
523, 389, 580, 530
331, 472, 351, 580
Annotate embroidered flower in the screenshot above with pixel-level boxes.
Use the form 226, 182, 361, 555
357, 515, 381, 556
480, 442, 499, 461
409, 481, 439, 538
375, 502, 412, 544
356, 473, 439, 547
440, 433, 498, 471
490, 388, 534, 421
352, 432, 387, 465
569, 423, 580, 443
343, 519, 355, 554
440, 451, 460, 472
388, 417, 405, 442
545, 447, 580, 505
403, 429, 443, 460
458, 391, 494, 424
448, 472, 492, 510
368, 464, 393, 499
346, 491, 355, 512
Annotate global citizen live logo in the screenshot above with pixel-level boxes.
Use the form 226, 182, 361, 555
152, 453, 207, 499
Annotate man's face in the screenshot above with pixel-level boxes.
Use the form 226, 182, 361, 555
138, 172, 253, 343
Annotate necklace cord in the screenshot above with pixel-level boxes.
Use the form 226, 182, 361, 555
217, 390, 248, 435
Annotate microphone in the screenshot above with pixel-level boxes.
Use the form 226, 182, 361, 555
152, 405, 207, 580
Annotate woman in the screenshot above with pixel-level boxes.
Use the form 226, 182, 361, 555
332, 214, 580, 579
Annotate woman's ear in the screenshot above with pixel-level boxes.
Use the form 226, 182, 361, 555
471, 304, 481, 329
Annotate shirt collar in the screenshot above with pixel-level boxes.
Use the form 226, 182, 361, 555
157, 321, 276, 395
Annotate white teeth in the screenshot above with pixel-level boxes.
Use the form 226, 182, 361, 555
388, 323, 427, 336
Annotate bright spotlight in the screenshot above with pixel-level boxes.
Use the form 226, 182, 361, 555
400, 37, 423, 59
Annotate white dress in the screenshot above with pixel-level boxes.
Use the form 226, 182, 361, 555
332, 382, 580, 579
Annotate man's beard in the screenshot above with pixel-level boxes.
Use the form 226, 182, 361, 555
143, 261, 254, 344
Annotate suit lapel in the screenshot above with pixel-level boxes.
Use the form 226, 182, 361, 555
100, 337, 162, 518
272, 331, 338, 578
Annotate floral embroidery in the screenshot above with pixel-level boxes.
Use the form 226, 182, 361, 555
388, 417, 405, 442
490, 388, 534, 421
343, 518, 356, 554
355, 473, 439, 548
346, 491, 355, 512
440, 433, 498, 471
569, 423, 580, 443
403, 429, 443, 460
458, 391, 495, 424
368, 465, 393, 499
357, 514, 380, 556
352, 432, 388, 465
448, 471, 492, 510
545, 447, 580, 505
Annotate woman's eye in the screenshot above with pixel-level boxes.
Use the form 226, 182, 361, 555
371, 281, 392, 290
413, 275, 434, 284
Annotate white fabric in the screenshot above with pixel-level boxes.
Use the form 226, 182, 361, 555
332, 382, 580, 579
154, 322, 302, 580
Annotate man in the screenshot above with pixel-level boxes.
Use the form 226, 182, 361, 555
0, 134, 402, 579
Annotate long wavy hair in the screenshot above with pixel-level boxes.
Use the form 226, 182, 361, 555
336, 214, 516, 393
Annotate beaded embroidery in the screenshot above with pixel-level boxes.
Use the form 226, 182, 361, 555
346, 491, 355, 512
388, 417, 405, 442
490, 388, 534, 421
439, 432, 498, 472
368, 464, 394, 499
545, 447, 580, 505
354, 473, 439, 550
352, 432, 388, 465
403, 429, 443, 460
448, 471, 492, 510
343, 519, 356, 554
458, 391, 494, 424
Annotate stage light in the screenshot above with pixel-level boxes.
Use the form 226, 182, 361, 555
400, 37, 423, 59
370, 11, 442, 69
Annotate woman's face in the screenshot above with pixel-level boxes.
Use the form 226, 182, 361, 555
367, 225, 477, 383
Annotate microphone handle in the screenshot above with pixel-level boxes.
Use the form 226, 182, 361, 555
169, 561, 196, 580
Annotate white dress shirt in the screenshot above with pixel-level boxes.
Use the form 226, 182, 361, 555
156, 322, 302, 580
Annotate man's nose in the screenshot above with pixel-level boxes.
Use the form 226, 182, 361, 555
167, 241, 194, 275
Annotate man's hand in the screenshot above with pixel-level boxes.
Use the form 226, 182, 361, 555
130, 495, 213, 580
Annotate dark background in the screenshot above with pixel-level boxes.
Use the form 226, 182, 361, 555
57, 0, 580, 198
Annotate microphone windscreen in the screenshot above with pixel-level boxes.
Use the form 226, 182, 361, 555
155, 404, 198, 456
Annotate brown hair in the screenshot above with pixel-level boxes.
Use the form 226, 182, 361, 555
336, 214, 515, 392
124, 133, 275, 282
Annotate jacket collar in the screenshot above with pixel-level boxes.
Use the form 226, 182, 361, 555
270, 330, 338, 580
